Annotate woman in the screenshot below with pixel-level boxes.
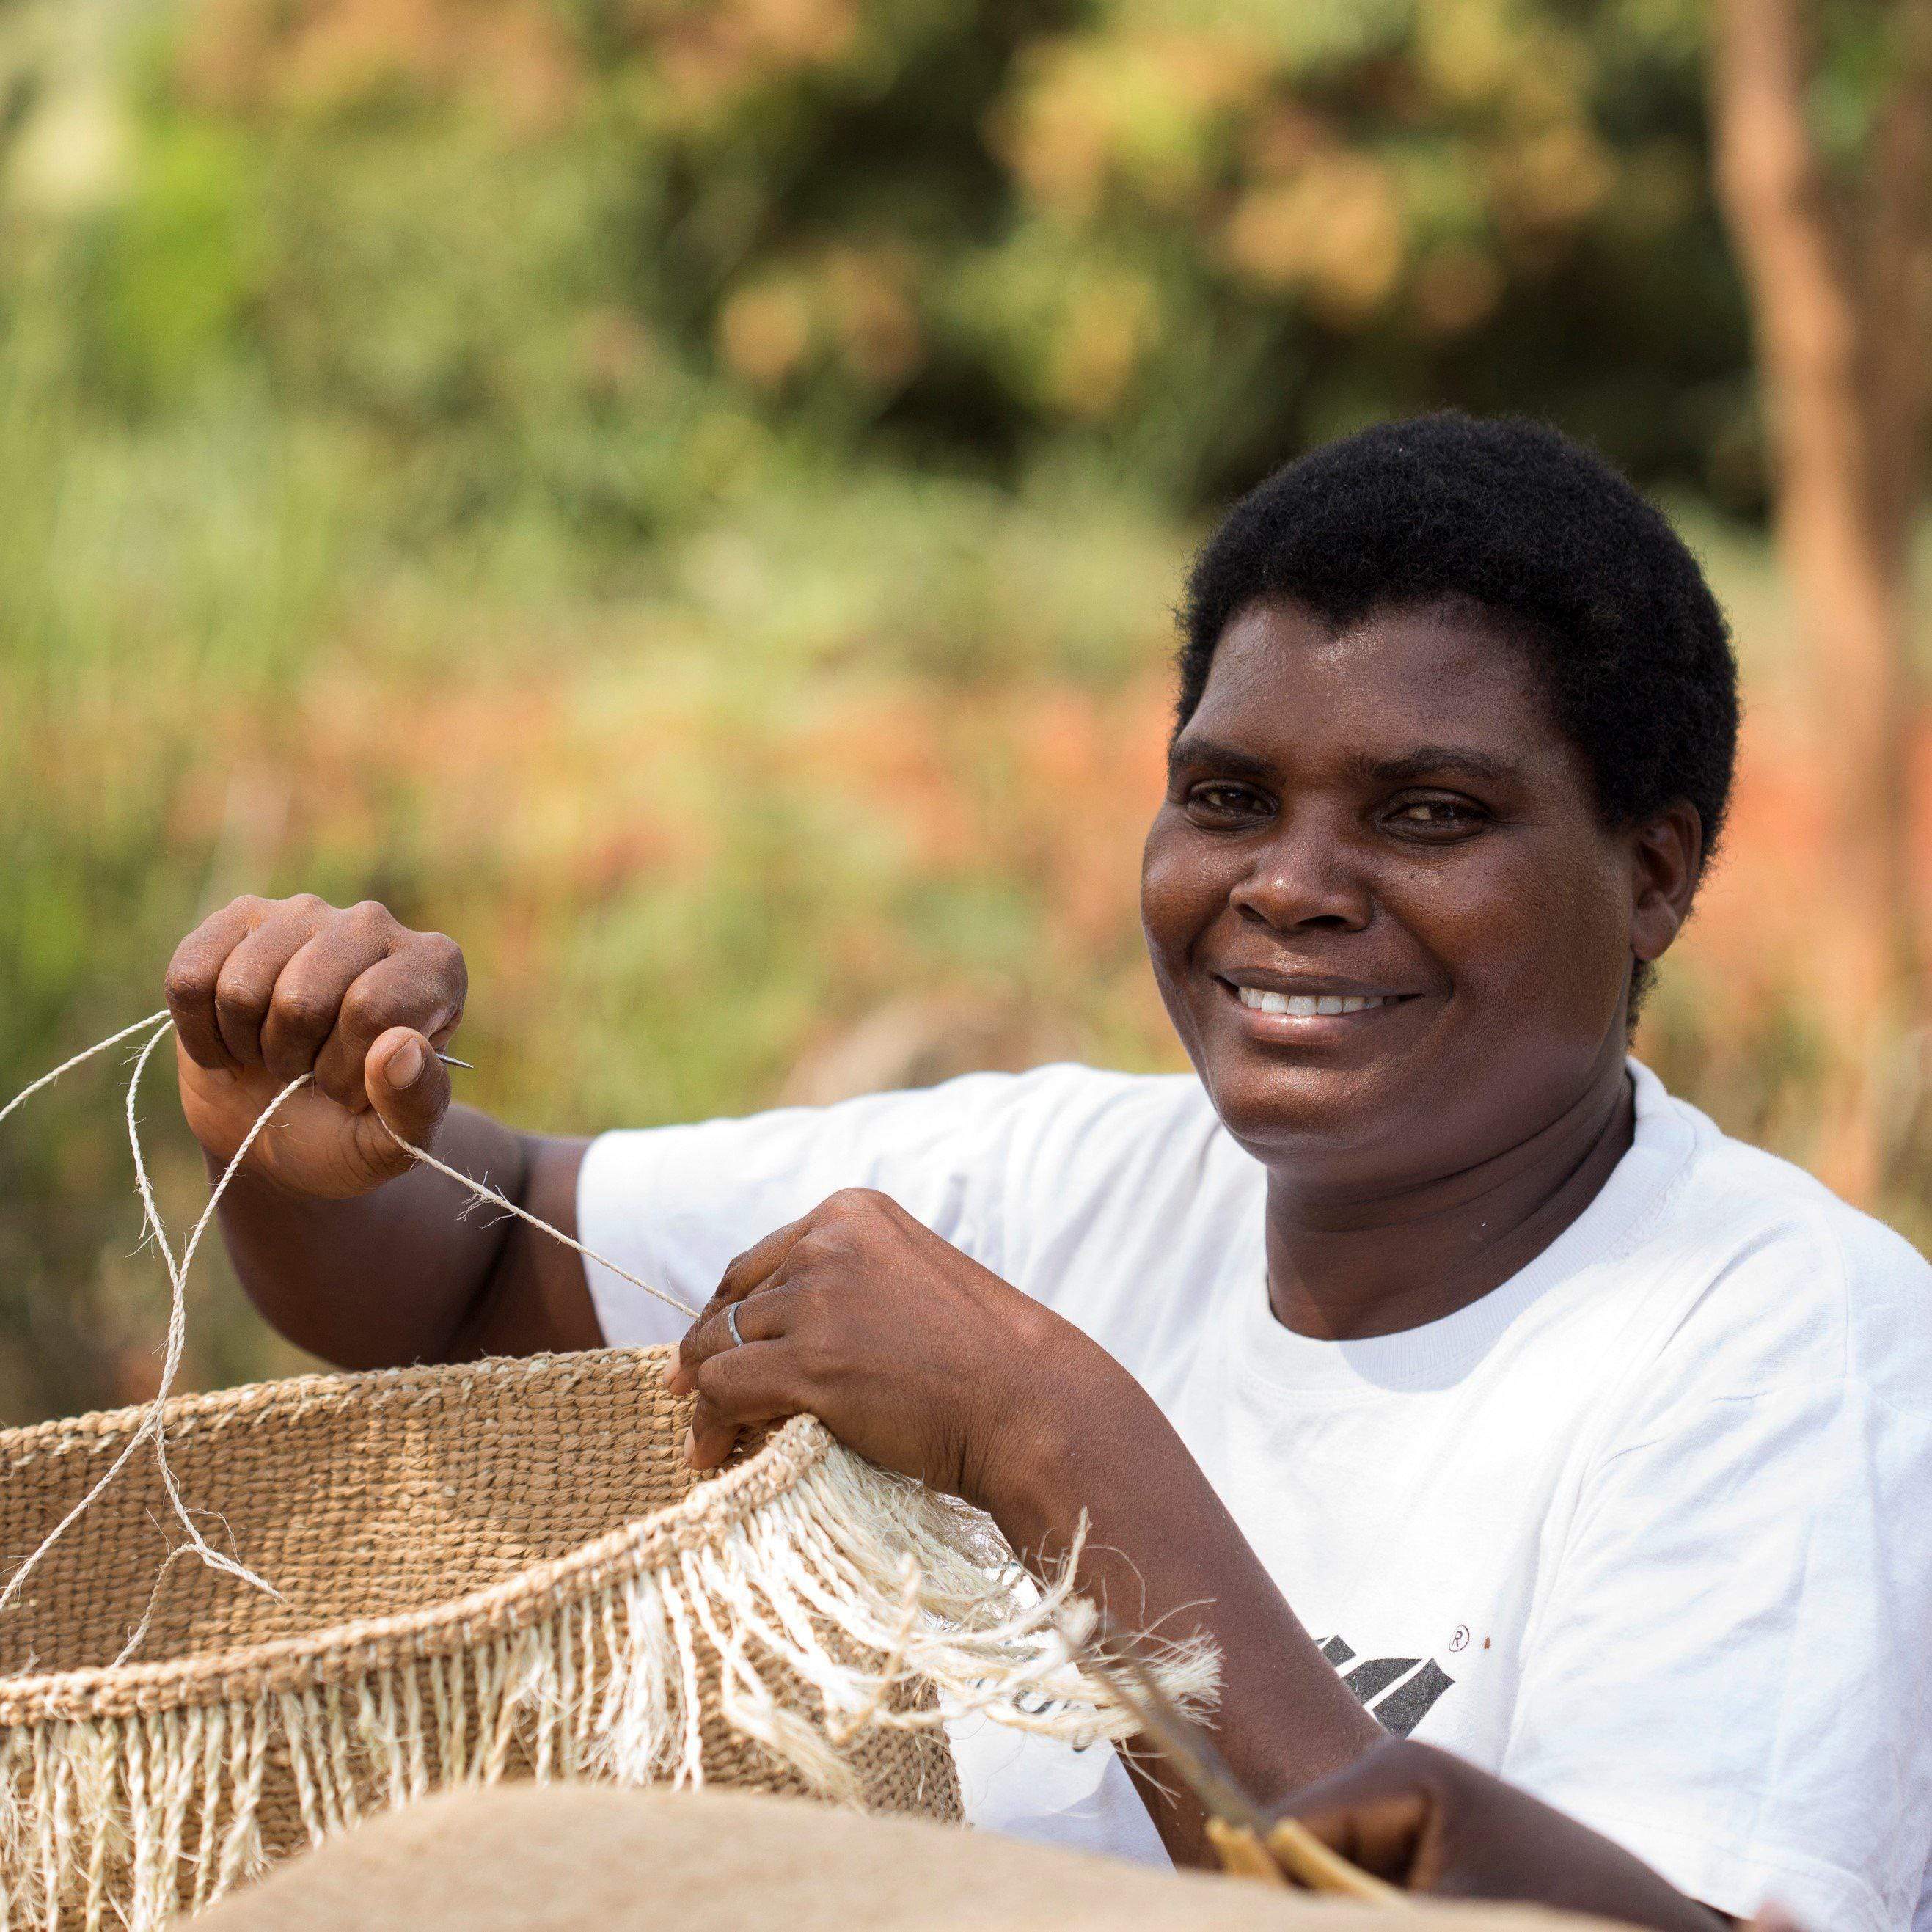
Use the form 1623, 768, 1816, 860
165, 415, 1932, 1931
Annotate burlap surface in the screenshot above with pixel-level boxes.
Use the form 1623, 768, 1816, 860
187, 1782, 1630, 1932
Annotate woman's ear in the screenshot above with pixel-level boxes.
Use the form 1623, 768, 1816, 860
1628, 802, 1704, 965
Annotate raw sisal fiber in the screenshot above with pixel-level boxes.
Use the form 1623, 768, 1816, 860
186, 1782, 1632, 1932
0, 1345, 1212, 1932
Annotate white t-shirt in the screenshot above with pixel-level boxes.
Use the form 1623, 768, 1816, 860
578, 1058, 1932, 1932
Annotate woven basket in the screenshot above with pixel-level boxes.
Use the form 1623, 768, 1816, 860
0, 1345, 1157, 1932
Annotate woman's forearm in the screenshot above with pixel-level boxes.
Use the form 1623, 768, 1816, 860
214, 1103, 543, 1369
988, 1362, 1382, 1864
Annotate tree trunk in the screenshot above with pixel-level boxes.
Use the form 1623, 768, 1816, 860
1709, 0, 1931, 1198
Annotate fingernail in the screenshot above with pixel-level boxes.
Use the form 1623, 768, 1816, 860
389, 1038, 425, 1088
683, 1425, 699, 1466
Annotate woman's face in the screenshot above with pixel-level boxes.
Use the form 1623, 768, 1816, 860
1141, 597, 1688, 1190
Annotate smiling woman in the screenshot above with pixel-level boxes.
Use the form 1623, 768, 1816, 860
162, 415, 1932, 1932
1149, 601, 1668, 1179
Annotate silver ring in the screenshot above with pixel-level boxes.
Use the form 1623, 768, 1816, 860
725, 1303, 746, 1348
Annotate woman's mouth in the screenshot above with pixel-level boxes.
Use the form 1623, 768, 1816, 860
1234, 987, 1394, 1017
1216, 977, 1421, 1039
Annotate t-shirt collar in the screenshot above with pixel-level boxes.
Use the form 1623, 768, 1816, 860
1226, 1059, 1698, 1397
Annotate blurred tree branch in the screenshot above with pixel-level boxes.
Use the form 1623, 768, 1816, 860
1711, 0, 1932, 1193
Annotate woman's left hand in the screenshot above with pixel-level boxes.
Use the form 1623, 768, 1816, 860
665, 1188, 1099, 1515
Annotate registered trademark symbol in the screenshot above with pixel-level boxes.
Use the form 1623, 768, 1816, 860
1449, 1625, 1471, 1653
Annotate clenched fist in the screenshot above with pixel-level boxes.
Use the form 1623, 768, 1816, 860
166, 894, 468, 1199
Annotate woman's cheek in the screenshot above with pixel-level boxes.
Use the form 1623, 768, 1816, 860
1138, 825, 1212, 955
1438, 846, 1628, 1040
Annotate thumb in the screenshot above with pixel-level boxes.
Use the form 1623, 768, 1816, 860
1287, 1792, 1432, 1891
364, 1027, 452, 1157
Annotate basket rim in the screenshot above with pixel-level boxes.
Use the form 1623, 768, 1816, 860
0, 1344, 674, 1459
0, 1347, 837, 1722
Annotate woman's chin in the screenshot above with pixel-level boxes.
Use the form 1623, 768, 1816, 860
1205, 1061, 1398, 1162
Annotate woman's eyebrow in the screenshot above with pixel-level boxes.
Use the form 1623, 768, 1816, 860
1356, 745, 1520, 786
1170, 739, 1521, 786
1166, 736, 1276, 784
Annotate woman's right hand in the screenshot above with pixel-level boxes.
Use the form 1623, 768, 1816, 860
166, 894, 468, 1199
1281, 1740, 1742, 1931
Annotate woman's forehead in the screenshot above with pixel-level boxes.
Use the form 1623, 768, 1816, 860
1185, 597, 1571, 772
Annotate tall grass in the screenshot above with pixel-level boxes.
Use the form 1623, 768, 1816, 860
0, 323, 1211, 1417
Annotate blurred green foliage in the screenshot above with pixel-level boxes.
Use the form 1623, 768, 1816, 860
6, 0, 1761, 533
0, 0, 1921, 1425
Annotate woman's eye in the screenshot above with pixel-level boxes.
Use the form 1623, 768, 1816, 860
1387, 797, 1486, 834
1186, 783, 1270, 822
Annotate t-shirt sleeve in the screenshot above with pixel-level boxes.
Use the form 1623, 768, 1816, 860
1499, 1211, 1932, 1932
574, 1068, 1064, 1346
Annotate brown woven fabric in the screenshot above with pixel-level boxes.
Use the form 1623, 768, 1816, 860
0, 1347, 1042, 1931
189, 1783, 1631, 1932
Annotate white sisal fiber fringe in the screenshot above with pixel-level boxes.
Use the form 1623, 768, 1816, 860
0, 1402, 1215, 1932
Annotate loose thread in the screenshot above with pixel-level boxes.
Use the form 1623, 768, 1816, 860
0, 1025, 288, 1617
0, 1013, 699, 1618
125, 1019, 290, 1605
0, 1012, 175, 1132
376, 1123, 698, 1322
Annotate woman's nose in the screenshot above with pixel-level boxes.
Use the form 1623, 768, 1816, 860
1228, 825, 1375, 934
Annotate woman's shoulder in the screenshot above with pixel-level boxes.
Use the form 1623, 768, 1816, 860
780, 1058, 1216, 1161
1649, 1067, 1927, 1284
1630, 1064, 1932, 1414
967, 1059, 1221, 1130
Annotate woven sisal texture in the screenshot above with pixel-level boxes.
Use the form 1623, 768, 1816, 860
0, 1345, 1130, 1931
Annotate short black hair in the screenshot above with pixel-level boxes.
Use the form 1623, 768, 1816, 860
1179, 412, 1739, 871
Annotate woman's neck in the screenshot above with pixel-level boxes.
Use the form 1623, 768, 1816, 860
1262, 1048, 1637, 1341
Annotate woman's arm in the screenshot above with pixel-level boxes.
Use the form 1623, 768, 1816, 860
203, 1110, 599, 1367
993, 1343, 1382, 1859
669, 1185, 1381, 1864
168, 894, 601, 1368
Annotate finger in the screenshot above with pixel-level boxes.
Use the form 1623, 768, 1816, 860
1287, 1790, 1432, 1889
1281, 1743, 1452, 1890
686, 1335, 806, 1469
164, 897, 269, 1072
361, 1027, 453, 1154
674, 1282, 793, 1393
312, 940, 462, 1112
259, 928, 370, 1081
716, 1215, 816, 1305
212, 900, 330, 1069
669, 1215, 817, 1392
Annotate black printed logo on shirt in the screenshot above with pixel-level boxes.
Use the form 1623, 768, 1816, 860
1320, 1636, 1456, 1737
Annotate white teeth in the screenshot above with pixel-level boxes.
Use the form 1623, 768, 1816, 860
1234, 987, 1391, 1017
